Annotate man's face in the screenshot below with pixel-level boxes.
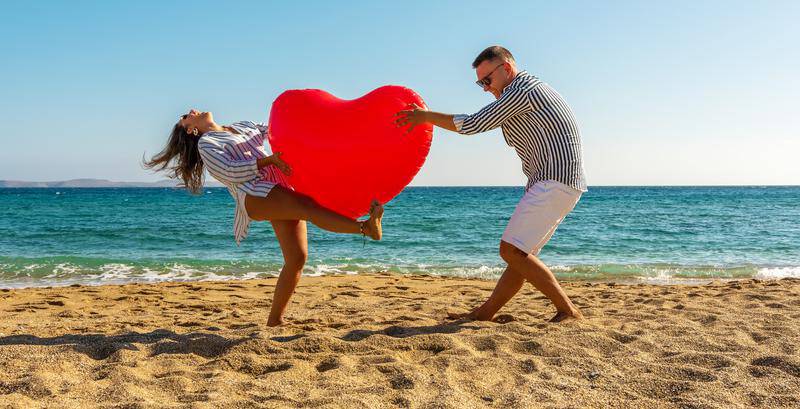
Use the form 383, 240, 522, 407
475, 59, 512, 99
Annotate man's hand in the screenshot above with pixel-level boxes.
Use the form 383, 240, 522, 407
394, 103, 428, 135
395, 103, 458, 133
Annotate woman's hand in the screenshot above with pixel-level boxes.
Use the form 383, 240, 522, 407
269, 152, 292, 176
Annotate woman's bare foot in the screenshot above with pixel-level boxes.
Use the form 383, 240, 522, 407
362, 200, 383, 240
549, 308, 584, 323
266, 317, 285, 327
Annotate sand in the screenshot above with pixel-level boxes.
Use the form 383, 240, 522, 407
0, 274, 798, 408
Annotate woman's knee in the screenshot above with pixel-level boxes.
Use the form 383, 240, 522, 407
284, 253, 307, 271
283, 247, 308, 270
499, 241, 526, 264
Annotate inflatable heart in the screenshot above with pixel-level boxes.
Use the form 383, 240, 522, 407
268, 86, 433, 218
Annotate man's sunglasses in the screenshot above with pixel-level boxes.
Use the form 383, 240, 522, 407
475, 63, 505, 88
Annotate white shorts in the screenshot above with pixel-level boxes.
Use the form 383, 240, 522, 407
501, 180, 582, 255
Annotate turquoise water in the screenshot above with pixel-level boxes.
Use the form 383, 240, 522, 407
1, 186, 798, 288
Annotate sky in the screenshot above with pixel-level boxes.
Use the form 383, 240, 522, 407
0, 0, 798, 186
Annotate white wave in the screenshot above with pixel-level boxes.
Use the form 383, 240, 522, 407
756, 266, 800, 279
305, 264, 351, 276
52, 263, 80, 276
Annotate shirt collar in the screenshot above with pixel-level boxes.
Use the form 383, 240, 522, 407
501, 70, 529, 95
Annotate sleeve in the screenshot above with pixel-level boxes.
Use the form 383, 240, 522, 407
232, 121, 268, 144
254, 122, 269, 135
197, 137, 259, 183
454, 87, 532, 135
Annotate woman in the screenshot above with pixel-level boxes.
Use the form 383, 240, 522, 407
145, 109, 383, 326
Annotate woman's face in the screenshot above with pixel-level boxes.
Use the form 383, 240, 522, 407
178, 109, 214, 135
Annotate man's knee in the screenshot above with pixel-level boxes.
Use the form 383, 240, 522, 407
499, 241, 527, 264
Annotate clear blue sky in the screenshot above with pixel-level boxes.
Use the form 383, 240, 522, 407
1, 1, 797, 185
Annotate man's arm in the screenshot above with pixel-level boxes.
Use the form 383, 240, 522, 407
396, 87, 530, 135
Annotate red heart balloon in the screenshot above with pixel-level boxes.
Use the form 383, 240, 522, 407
268, 86, 433, 218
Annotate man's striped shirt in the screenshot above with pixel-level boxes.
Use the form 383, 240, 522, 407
453, 71, 587, 192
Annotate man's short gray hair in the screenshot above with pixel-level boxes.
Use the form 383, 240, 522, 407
472, 46, 515, 69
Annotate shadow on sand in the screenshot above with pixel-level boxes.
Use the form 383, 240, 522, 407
341, 319, 482, 342
0, 329, 250, 360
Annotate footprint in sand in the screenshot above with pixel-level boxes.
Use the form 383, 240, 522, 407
377, 365, 415, 390
751, 356, 800, 378
315, 357, 341, 372
176, 321, 204, 328
766, 302, 788, 308
177, 393, 210, 403
607, 330, 638, 344
228, 323, 258, 330
520, 358, 538, 373
337, 285, 364, 290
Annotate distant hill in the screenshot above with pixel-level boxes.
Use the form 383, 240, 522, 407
0, 179, 225, 188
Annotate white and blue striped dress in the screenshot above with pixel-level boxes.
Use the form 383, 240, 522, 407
453, 71, 587, 192
197, 121, 291, 245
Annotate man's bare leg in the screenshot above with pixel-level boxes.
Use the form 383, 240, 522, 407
499, 241, 582, 321
453, 241, 582, 322
449, 267, 525, 321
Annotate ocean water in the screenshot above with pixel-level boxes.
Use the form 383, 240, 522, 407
0, 186, 798, 288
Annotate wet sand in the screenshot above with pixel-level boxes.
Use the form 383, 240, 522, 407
1, 274, 798, 408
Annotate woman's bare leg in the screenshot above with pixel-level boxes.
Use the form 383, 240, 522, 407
245, 186, 383, 239
267, 219, 308, 327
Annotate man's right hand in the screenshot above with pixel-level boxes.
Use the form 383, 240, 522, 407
394, 103, 429, 135
395, 104, 458, 134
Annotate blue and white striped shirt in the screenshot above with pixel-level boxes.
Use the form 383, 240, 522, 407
453, 71, 587, 192
197, 121, 290, 245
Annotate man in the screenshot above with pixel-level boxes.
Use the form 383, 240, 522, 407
395, 46, 587, 322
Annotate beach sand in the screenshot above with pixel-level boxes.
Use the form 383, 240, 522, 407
0, 274, 798, 408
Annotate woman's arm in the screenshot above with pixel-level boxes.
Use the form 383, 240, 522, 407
257, 153, 291, 176
198, 138, 261, 183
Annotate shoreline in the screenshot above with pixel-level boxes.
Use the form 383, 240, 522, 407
0, 276, 749, 291
1, 273, 798, 407
0, 271, 794, 290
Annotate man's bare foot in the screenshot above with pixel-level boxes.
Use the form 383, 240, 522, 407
266, 318, 285, 327
363, 200, 383, 240
447, 307, 493, 321
549, 309, 584, 323
447, 310, 476, 320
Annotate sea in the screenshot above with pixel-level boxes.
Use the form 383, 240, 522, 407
1, 186, 798, 288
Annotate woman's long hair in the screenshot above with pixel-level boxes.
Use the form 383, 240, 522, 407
143, 123, 204, 194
